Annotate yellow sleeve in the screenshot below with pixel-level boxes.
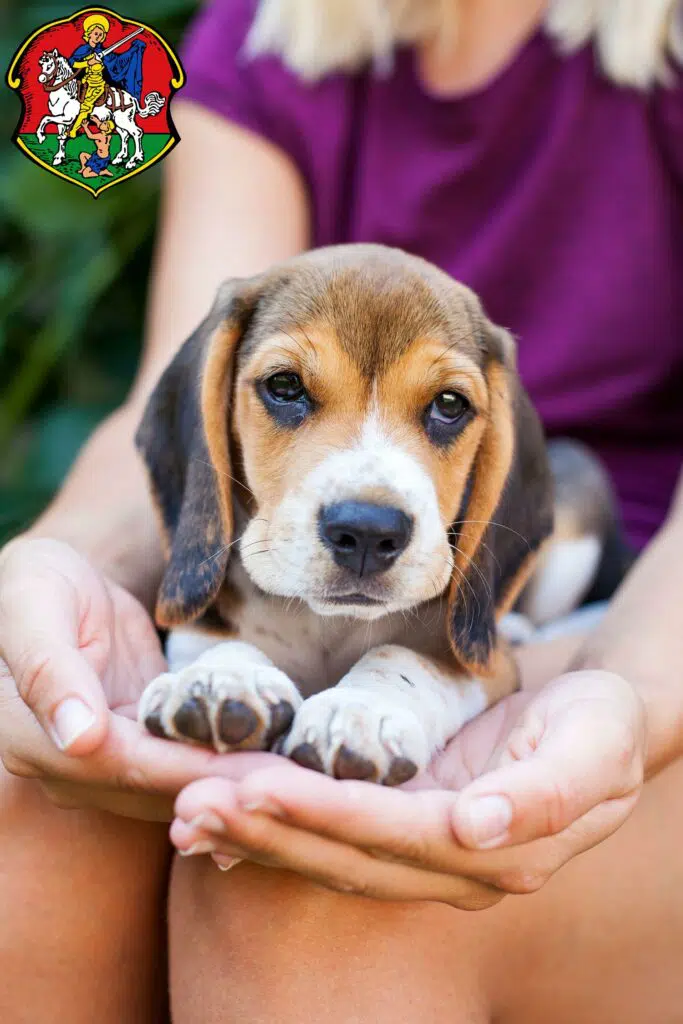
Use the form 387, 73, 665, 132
72, 60, 88, 69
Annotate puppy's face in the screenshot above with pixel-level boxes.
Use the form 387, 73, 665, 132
138, 245, 551, 672
233, 262, 492, 619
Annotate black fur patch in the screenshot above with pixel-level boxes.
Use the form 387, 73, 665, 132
449, 381, 553, 667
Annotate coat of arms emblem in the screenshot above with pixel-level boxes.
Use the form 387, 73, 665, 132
6, 6, 185, 197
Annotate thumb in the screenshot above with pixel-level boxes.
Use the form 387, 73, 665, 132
451, 702, 643, 850
0, 582, 109, 756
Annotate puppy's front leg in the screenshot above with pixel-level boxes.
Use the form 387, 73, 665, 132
282, 645, 516, 785
139, 641, 302, 752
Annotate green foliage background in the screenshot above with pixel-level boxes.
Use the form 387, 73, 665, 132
0, 1, 197, 544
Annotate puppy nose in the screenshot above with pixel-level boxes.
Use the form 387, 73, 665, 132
319, 501, 413, 577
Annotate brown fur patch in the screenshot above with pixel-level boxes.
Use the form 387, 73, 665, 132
201, 321, 241, 545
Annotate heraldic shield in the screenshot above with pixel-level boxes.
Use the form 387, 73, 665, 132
6, 6, 185, 197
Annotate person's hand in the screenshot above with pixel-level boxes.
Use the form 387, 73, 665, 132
0, 537, 279, 820
170, 670, 646, 907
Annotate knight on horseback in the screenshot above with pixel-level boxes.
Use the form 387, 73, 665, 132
67, 14, 145, 138
35, 22, 165, 171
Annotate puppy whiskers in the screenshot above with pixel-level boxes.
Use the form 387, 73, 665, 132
447, 541, 494, 606
192, 458, 252, 498
199, 519, 275, 570
196, 533, 244, 569
450, 519, 531, 550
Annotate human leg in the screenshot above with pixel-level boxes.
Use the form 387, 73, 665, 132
168, 759, 683, 1024
0, 763, 171, 1024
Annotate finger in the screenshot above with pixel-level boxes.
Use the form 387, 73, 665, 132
222, 762, 633, 887
177, 768, 503, 881
2, 696, 281, 798
109, 583, 168, 704
230, 764, 462, 865
451, 705, 643, 850
0, 587, 108, 755
76, 718, 283, 795
175, 768, 632, 897
172, 779, 503, 908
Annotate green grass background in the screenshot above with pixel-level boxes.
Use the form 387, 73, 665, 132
1, 1, 196, 544
19, 132, 172, 188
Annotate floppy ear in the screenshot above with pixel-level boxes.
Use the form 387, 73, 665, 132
135, 280, 261, 628
447, 327, 553, 675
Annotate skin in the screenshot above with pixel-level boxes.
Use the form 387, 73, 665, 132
0, 0, 682, 1018
78, 116, 113, 176
168, 758, 683, 1024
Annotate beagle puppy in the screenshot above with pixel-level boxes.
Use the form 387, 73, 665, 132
136, 244, 612, 785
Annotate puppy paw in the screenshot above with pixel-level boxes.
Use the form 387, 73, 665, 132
281, 689, 430, 786
138, 661, 302, 753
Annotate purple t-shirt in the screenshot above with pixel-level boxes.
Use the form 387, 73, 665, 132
181, 0, 683, 549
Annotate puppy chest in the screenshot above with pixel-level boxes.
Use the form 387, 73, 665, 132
230, 597, 415, 695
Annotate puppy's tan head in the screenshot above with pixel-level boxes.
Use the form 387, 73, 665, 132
137, 245, 552, 674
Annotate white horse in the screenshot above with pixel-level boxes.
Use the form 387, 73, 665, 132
35, 48, 165, 170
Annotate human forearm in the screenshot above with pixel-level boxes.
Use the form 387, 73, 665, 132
26, 401, 163, 608
572, 497, 683, 775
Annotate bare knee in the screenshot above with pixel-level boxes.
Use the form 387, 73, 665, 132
170, 856, 489, 1024
0, 765, 170, 1023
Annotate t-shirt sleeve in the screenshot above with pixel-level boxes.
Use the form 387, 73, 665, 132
179, 0, 309, 173
178, 0, 359, 244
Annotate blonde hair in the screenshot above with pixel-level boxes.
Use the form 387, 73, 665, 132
99, 119, 115, 135
246, 0, 683, 88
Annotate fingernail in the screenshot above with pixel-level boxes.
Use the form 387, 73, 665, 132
238, 794, 282, 816
51, 698, 96, 751
456, 795, 513, 848
213, 855, 242, 872
178, 839, 216, 857
189, 811, 225, 833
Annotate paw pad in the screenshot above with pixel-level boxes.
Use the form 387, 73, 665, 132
282, 690, 429, 786
138, 661, 302, 753
217, 700, 259, 745
333, 745, 377, 781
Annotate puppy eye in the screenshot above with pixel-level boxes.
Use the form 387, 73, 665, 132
258, 371, 312, 428
265, 372, 306, 402
424, 391, 472, 445
431, 391, 470, 423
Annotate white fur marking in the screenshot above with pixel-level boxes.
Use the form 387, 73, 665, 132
523, 535, 602, 626
166, 630, 225, 673
240, 407, 451, 615
282, 644, 488, 780
338, 644, 488, 752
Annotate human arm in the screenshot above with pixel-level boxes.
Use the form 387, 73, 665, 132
569, 474, 683, 775
0, 102, 309, 817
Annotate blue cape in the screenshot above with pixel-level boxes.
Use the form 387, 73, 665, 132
68, 39, 146, 101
